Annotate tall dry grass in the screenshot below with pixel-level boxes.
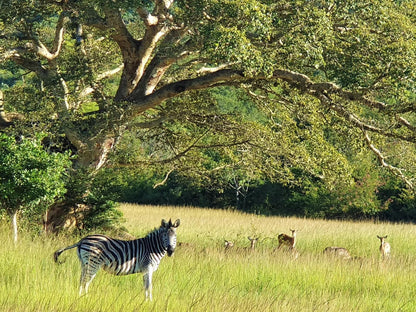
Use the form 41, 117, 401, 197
1, 203, 416, 311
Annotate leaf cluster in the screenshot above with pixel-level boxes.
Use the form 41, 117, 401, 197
0, 134, 71, 217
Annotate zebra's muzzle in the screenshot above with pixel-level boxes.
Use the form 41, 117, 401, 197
167, 246, 175, 257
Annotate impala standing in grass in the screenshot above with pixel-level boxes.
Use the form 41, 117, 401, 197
277, 229, 297, 249
377, 235, 391, 260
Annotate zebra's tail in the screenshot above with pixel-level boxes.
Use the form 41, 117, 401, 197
54, 243, 79, 264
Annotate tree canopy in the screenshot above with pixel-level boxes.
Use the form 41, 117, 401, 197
1, 0, 416, 224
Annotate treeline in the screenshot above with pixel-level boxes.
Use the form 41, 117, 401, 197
97, 167, 416, 222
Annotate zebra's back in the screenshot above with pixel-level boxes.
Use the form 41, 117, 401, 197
78, 234, 150, 275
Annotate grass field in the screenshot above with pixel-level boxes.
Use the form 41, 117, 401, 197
1, 203, 416, 311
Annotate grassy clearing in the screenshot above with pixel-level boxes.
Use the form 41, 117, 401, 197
1, 204, 416, 311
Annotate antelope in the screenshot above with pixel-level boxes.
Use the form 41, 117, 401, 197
224, 237, 258, 253
323, 247, 351, 260
247, 237, 259, 250
277, 229, 297, 249
377, 235, 391, 259
224, 240, 234, 250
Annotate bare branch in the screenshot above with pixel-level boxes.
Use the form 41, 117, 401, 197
59, 75, 70, 110
197, 63, 236, 74
364, 131, 413, 189
153, 168, 175, 188
397, 116, 416, 133
51, 11, 67, 57
26, 12, 67, 60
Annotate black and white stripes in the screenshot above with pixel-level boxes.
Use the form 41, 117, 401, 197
54, 218, 180, 300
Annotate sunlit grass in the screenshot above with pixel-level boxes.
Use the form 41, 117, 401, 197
1, 204, 416, 311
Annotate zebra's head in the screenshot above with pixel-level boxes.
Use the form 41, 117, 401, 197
161, 219, 180, 256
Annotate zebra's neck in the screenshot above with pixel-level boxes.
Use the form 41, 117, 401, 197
143, 227, 168, 255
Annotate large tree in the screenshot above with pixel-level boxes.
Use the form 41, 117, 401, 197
1, 0, 416, 223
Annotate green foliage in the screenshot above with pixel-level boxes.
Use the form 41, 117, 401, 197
111, 82, 416, 220
81, 197, 122, 231
2, 0, 416, 224
378, 183, 416, 222
0, 133, 71, 228
63, 168, 123, 232
4, 85, 56, 123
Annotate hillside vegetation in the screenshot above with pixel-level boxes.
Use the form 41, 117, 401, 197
1, 204, 416, 311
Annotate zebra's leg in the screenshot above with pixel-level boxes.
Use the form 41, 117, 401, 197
79, 260, 100, 296
79, 264, 86, 296
143, 271, 153, 301
83, 272, 97, 294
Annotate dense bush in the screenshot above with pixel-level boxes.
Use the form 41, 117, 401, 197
0, 133, 71, 240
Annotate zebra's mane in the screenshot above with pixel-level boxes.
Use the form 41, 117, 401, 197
143, 225, 165, 238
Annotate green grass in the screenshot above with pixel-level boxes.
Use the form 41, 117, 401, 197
1, 204, 416, 311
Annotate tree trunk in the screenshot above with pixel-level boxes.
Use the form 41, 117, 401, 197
43, 209, 49, 234
12, 210, 18, 244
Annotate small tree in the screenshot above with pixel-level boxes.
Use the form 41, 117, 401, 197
0, 134, 71, 243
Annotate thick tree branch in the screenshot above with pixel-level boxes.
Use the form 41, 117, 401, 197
126, 67, 413, 142
197, 63, 236, 74
103, 8, 172, 100
131, 25, 192, 97
133, 26, 169, 87
272, 69, 388, 110
2, 49, 51, 80
59, 75, 70, 110
132, 50, 193, 97
104, 9, 137, 48
126, 69, 245, 115
270, 69, 415, 142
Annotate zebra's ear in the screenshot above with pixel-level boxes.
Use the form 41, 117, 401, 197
161, 219, 169, 228
172, 219, 180, 228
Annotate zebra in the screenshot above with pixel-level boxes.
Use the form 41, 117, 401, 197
54, 218, 180, 300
